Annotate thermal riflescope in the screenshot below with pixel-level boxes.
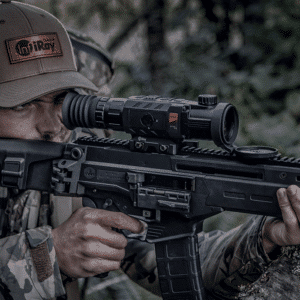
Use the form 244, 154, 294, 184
62, 92, 239, 151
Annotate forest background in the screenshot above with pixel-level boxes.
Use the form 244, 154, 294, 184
15, 0, 300, 298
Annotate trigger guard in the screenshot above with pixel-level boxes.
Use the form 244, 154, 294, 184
82, 197, 97, 208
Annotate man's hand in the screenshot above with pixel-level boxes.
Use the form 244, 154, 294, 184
262, 185, 300, 255
52, 207, 144, 278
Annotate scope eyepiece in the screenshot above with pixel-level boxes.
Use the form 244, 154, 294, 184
62, 92, 239, 151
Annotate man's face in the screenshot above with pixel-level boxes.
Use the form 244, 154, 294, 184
0, 90, 71, 142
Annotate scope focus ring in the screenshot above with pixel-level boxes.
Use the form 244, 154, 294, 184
95, 98, 109, 128
63, 92, 110, 129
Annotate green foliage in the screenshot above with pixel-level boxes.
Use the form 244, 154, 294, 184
66, 0, 140, 31
113, 0, 300, 157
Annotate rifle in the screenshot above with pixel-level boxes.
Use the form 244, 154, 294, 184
0, 92, 297, 300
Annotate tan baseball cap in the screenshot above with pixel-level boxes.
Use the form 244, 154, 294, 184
0, 0, 98, 107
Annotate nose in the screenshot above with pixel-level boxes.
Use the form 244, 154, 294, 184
35, 103, 63, 139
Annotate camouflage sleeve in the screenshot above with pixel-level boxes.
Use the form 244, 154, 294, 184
198, 215, 272, 299
0, 226, 65, 300
122, 239, 161, 297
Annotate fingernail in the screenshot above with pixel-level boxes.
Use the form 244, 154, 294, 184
277, 188, 287, 198
287, 186, 297, 196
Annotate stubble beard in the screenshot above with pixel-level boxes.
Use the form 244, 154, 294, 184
42, 128, 72, 143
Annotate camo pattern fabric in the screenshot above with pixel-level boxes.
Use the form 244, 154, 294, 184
121, 239, 161, 297
198, 215, 272, 300
5, 190, 41, 235
0, 189, 65, 300
74, 47, 113, 92
72, 39, 113, 97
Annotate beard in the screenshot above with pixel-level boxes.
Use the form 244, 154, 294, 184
42, 128, 72, 143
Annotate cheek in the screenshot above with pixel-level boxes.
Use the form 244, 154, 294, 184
0, 113, 37, 139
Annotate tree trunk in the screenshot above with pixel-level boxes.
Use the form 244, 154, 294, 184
145, 0, 170, 95
238, 246, 300, 299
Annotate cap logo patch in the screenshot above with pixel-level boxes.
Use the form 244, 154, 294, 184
5, 33, 63, 64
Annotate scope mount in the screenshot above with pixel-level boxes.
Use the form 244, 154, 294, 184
128, 136, 237, 155
129, 136, 187, 155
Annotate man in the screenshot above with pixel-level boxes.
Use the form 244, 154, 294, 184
0, 1, 300, 300
0, 1, 143, 299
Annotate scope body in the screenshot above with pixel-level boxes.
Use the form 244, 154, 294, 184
62, 93, 239, 150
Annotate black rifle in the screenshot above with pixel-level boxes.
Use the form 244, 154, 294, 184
0, 93, 297, 300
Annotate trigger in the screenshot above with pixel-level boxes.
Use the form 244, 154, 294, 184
82, 197, 97, 208
121, 220, 148, 241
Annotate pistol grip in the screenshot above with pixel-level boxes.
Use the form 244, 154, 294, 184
155, 235, 205, 300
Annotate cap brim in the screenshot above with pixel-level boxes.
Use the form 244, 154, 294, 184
0, 71, 98, 107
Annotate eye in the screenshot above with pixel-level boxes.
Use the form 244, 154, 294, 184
12, 103, 29, 111
12, 100, 40, 111
54, 97, 65, 106
54, 92, 68, 106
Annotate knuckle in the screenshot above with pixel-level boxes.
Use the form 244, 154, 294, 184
290, 184, 299, 190
77, 207, 90, 215
81, 241, 94, 256
119, 235, 128, 248
74, 207, 92, 221
111, 260, 121, 271
113, 213, 125, 226
75, 221, 94, 238
81, 208, 96, 222
119, 248, 126, 260
82, 260, 97, 274
287, 219, 299, 228
73, 222, 85, 236
108, 248, 125, 261
287, 185, 299, 197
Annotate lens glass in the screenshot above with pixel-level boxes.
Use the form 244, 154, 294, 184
223, 107, 238, 143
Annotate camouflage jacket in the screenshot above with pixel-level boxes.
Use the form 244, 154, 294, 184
0, 189, 65, 300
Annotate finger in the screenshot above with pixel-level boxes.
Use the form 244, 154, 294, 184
82, 223, 128, 249
287, 185, 300, 218
83, 209, 144, 233
81, 258, 122, 276
81, 241, 125, 261
107, 212, 144, 233
277, 188, 298, 229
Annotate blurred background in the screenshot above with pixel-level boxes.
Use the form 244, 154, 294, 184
14, 0, 300, 298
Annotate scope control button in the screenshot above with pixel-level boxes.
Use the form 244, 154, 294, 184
198, 94, 218, 106
141, 113, 155, 128
234, 146, 278, 160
